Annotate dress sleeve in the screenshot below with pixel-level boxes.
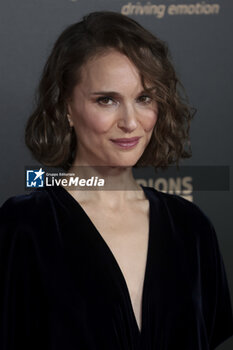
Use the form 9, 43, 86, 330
201, 219, 233, 349
0, 197, 47, 350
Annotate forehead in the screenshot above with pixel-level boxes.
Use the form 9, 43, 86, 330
78, 49, 142, 90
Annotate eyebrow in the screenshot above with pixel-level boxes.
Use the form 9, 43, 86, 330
90, 90, 149, 97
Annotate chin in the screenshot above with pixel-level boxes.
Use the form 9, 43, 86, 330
108, 158, 140, 168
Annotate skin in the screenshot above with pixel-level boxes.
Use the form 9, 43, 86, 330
64, 50, 158, 330
65, 49, 158, 205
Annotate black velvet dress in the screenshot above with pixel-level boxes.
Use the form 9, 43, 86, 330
0, 185, 233, 350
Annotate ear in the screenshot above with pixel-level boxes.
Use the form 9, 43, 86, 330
67, 113, 74, 128
66, 100, 74, 127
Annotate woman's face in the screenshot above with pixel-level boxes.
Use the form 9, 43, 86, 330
67, 49, 158, 167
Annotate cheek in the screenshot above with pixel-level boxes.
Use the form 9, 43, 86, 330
78, 107, 114, 134
141, 109, 158, 132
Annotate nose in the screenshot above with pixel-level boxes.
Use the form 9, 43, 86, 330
117, 103, 138, 132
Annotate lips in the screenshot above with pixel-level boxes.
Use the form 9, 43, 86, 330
110, 137, 141, 143
110, 137, 141, 149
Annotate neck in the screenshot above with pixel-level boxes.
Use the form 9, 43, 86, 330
60, 163, 144, 206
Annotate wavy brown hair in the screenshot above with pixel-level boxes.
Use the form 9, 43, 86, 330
25, 11, 195, 172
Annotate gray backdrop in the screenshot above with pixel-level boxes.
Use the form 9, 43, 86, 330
0, 0, 232, 348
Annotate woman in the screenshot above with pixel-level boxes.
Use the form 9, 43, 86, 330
0, 11, 233, 350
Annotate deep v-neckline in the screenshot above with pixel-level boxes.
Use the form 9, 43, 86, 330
53, 184, 152, 337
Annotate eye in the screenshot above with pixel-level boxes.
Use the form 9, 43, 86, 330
96, 96, 115, 106
137, 95, 153, 104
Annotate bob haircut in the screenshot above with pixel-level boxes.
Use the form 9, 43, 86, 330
25, 11, 195, 172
